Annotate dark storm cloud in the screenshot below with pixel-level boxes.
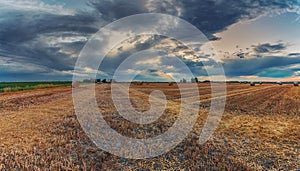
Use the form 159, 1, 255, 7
89, 0, 300, 39
252, 43, 287, 54
288, 53, 300, 57
180, 0, 300, 37
223, 56, 300, 77
0, 11, 97, 43
0, 9, 99, 80
1, 0, 300, 81
87, 0, 148, 20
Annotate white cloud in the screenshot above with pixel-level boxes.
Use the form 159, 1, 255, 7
37, 33, 88, 46
145, 0, 183, 16
0, 0, 75, 15
288, 64, 300, 69
293, 71, 300, 76
136, 56, 161, 65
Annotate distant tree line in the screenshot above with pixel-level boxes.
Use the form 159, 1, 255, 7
179, 77, 199, 83
81, 78, 116, 84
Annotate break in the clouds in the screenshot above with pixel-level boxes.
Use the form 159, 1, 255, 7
223, 56, 300, 77
0, 0, 300, 81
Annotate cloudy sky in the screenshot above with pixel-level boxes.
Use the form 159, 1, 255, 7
0, 0, 300, 82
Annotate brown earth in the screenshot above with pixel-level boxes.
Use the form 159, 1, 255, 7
0, 83, 299, 170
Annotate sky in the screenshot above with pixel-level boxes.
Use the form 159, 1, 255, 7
0, 0, 300, 82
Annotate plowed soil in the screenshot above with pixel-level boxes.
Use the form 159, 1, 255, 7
0, 83, 299, 170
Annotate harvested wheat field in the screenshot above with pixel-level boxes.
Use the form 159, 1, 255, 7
0, 83, 299, 170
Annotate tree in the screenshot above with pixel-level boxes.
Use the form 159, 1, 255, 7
195, 77, 199, 83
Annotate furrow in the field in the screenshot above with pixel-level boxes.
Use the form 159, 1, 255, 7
170, 86, 275, 105
0, 87, 71, 101
225, 86, 292, 115
0, 87, 72, 115
256, 86, 299, 115
99, 84, 280, 115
